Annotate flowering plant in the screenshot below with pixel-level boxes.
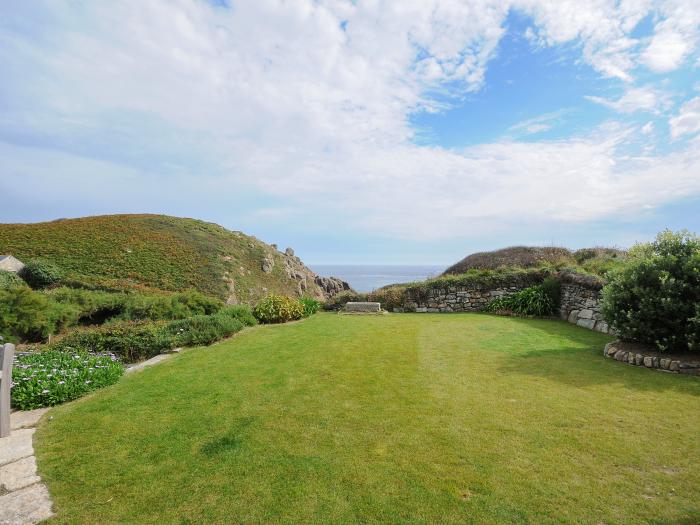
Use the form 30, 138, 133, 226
11, 350, 123, 410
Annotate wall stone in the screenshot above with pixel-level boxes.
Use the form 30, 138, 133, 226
603, 341, 700, 375
392, 270, 614, 335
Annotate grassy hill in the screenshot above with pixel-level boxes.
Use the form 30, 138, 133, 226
444, 246, 626, 277
0, 214, 326, 303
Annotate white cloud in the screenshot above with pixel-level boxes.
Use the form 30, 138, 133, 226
0, 0, 699, 240
641, 1, 700, 72
669, 97, 700, 138
585, 86, 670, 113
508, 110, 571, 136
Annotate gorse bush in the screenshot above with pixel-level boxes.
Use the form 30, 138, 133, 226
603, 230, 700, 353
0, 270, 27, 290
0, 287, 80, 342
486, 285, 557, 317
11, 350, 123, 410
19, 259, 64, 289
299, 297, 322, 317
119, 290, 222, 321
323, 290, 369, 311
253, 294, 305, 323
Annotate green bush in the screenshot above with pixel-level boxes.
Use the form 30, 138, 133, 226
50, 321, 175, 362
0, 270, 27, 290
0, 287, 80, 342
19, 259, 64, 289
486, 285, 556, 317
218, 305, 258, 327
49, 287, 130, 324
253, 294, 304, 323
11, 350, 123, 410
299, 297, 322, 317
368, 285, 406, 311
323, 290, 369, 311
120, 290, 222, 321
164, 313, 244, 346
602, 230, 700, 353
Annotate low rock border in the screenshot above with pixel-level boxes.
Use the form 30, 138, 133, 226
603, 341, 700, 376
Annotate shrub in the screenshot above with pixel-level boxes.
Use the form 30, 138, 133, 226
49, 287, 130, 324
50, 321, 175, 362
0, 287, 80, 342
368, 285, 406, 311
164, 313, 244, 346
0, 270, 27, 290
253, 294, 304, 323
299, 297, 322, 317
218, 305, 258, 327
602, 230, 700, 353
120, 290, 222, 321
11, 350, 123, 410
19, 259, 64, 289
486, 285, 556, 317
323, 290, 369, 311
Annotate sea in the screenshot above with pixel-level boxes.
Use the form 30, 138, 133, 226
310, 265, 446, 293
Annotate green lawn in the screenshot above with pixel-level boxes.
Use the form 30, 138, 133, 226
35, 313, 700, 524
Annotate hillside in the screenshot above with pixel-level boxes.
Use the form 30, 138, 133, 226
443, 246, 626, 277
0, 214, 349, 303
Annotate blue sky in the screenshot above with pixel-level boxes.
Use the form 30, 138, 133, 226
1, 1, 699, 265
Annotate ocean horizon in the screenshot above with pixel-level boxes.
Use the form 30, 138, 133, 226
310, 264, 446, 293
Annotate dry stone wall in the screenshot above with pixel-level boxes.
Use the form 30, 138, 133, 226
393, 270, 614, 335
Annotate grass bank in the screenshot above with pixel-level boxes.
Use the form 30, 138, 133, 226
35, 313, 699, 524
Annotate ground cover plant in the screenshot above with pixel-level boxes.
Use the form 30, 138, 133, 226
11, 350, 123, 410
603, 230, 700, 353
36, 313, 700, 524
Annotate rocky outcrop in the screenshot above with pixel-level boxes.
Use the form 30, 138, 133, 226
315, 275, 352, 297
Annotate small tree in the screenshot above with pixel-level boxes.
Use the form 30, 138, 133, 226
19, 259, 64, 289
602, 230, 700, 353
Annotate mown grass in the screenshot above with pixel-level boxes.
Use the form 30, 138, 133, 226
0, 214, 308, 302
35, 313, 700, 524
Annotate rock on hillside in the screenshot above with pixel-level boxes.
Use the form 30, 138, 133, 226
0, 214, 351, 304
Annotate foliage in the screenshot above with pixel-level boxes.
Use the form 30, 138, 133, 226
367, 285, 406, 311
218, 305, 258, 327
0, 270, 27, 290
253, 294, 304, 323
163, 313, 244, 346
0, 287, 80, 342
19, 259, 64, 289
118, 290, 223, 321
0, 214, 323, 302
299, 297, 322, 317
11, 350, 123, 410
49, 321, 175, 362
443, 246, 626, 278
322, 290, 368, 311
486, 285, 557, 317
602, 230, 700, 353
539, 276, 562, 307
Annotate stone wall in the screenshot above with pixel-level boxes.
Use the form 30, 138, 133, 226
392, 270, 613, 335
557, 272, 611, 334
400, 284, 526, 313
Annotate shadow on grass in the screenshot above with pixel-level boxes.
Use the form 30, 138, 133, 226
496, 317, 700, 397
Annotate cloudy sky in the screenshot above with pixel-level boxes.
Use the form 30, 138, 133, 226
1, 0, 699, 264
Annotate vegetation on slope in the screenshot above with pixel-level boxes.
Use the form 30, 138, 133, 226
444, 245, 626, 277
0, 214, 324, 303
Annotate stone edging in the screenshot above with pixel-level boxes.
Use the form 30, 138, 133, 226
603, 341, 700, 376
0, 408, 54, 524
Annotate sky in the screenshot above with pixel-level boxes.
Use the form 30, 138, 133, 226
1, 0, 699, 265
